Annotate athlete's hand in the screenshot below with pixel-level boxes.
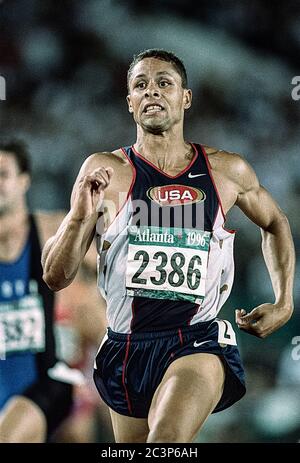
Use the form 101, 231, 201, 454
235, 303, 293, 338
71, 167, 114, 222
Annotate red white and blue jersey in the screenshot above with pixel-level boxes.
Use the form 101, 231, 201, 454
97, 143, 235, 333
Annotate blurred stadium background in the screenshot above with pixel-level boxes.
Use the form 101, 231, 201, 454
1, 0, 299, 443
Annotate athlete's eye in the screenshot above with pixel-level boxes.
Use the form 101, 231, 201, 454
159, 80, 170, 88
136, 81, 146, 89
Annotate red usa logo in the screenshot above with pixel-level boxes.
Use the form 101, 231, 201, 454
146, 184, 206, 206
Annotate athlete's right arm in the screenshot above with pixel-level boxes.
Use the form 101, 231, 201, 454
42, 153, 114, 291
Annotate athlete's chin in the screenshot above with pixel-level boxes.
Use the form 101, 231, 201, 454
142, 121, 169, 134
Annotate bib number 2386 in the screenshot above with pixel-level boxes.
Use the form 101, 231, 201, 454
125, 226, 211, 303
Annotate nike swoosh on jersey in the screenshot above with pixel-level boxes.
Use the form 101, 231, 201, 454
193, 339, 212, 347
188, 172, 207, 178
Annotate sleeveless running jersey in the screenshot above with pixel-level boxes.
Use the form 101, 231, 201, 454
0, 215, 56, 409
97, 144, 235, 333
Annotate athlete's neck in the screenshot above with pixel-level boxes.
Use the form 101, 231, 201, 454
134, 131, 193, 171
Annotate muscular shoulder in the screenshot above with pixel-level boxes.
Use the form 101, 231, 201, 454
71, 148, 133, 207
34, 210, 66, 246
80, 149, 130, 174
203, 144, 259, 194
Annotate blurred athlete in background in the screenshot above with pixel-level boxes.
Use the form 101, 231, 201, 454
0, 140, 78, 442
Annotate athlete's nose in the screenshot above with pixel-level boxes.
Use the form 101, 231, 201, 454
145, 82, 160, 98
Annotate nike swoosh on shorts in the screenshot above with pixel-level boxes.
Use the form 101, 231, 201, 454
193, 339, 212, 347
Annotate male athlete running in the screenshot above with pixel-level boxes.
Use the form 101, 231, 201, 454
42, 49, 295, 443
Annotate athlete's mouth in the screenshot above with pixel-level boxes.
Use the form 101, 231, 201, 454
143, 104, 164, 114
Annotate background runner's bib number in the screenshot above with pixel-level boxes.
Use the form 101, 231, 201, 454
126, 226, 211, 302
0, 294, 45, 356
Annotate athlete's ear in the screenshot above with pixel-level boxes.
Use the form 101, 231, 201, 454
183, 89, 192, 110
127, 95, 134, 113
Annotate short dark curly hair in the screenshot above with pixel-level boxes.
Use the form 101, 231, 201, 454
127, 49, 188, 90
0, 139, 31, 176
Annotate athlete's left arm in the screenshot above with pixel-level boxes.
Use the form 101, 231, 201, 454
232, 156, 295, 338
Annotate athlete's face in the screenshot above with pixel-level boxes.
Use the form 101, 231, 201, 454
0, 152, 30, 214
127, 58, 192, 133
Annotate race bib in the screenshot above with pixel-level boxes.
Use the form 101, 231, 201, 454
126, 226, 211, 303
0, 294, 45, 357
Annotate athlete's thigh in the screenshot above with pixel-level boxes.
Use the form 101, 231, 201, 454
148, 353, 225, 442
109, 408, 149, 443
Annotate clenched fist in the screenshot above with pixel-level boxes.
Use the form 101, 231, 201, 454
70, 167, 114, 222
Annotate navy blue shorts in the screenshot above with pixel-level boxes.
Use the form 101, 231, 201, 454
93, 319, 246, 418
